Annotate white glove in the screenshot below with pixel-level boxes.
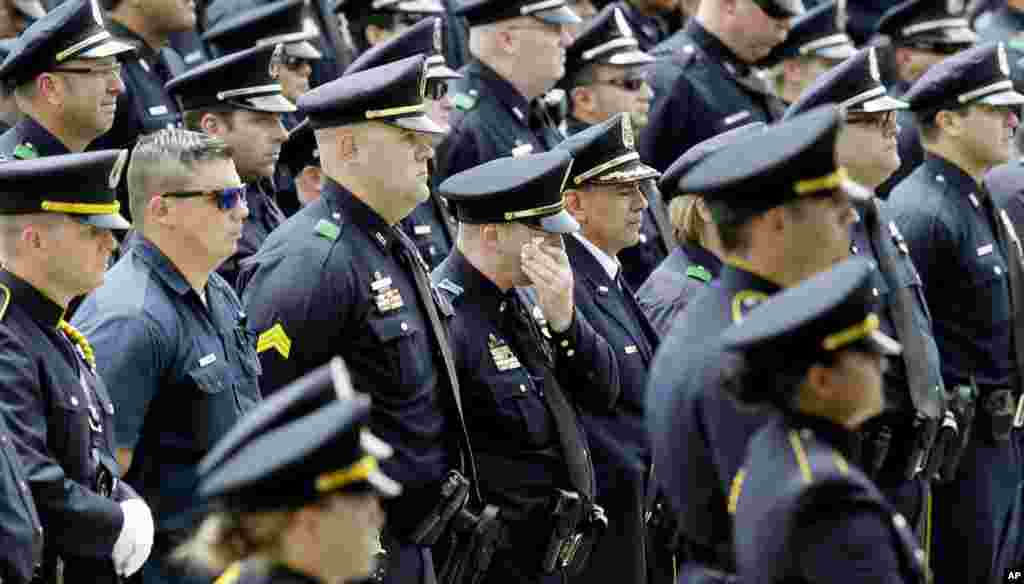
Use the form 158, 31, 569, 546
111, 498, 155, 577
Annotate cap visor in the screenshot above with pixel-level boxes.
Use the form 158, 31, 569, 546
866, 329, 902, 357
426, 64, 462, 80
392, 114, 447, 136
537, 209, 580, 234
840, 179, 872, 203
816, 44, 858, 61
861, 94, 910, 113
237, 94, 298, 113
286, 41, 323, 60
979, 90, 1024, 107
12, 0, 43, 19
534, 5, 581, 25
79, 39, 137, 59
592, 160, 661, 184
607, 50, 656, 66
933, 27, 979, 46
76, 213, 132, 231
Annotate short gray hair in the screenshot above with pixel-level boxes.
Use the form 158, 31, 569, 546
127, 129, 234, 225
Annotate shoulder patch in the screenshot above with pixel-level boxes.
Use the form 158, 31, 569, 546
686, 264, 712, 283
257, 322, 292, 359
436, 278, 464, 297
0, 282, 9, 321
314, 218, 341, 241
452, 92, 478, 111
13, 143, 37, 160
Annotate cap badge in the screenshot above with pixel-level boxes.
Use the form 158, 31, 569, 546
835, 0, 848, 33
999, 43, 1010, 77
622, 114, 634, 150
613, 6, 633, 39
270, 44, 284, 79
868, 47, 881, 83
109, 150, 128, 189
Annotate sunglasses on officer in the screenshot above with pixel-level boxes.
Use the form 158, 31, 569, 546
161, 185, 248, 210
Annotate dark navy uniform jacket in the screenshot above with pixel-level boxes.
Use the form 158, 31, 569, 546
431, 248, 613, 581
72, 236, 261, 537
637, 241, 722, 337
238, 178, 453, 535
646, 264, 779, 571
0, 116, 70, 159
564, 235, 660, 584
734, 413, 929, 584
0, 270, 135, 583
434, 60, 548, 187
218, 180, 286, 288
639, 20, 784, 173
0, 411, 42, 584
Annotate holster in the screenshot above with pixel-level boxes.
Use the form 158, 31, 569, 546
981, 388, 1017, 444
408, 470, 471, 546
541, 490, 606, 576
436, 504, 503, 584
937, 382, 978, 482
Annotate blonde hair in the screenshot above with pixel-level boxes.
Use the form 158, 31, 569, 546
669, 194, 707, 246
173, 509, 295, 574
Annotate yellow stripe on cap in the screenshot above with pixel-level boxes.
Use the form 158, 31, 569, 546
316, 456, 378, 493
504, 199, 565, 221
41, 200, 120, 215
213, 562, 241, 584
365, 103, 426, 120
822, 313, 880, 352
794, 167, 849, 195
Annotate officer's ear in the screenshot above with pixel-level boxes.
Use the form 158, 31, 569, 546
36, 73, 63, 107
934, 109, 964, 137
802, 361, 834, 404
200, 112, 223, 136
335, 129, 358, 161
480, 223, 502, 250
147, 194, 173, 225
563, 188, 585, 223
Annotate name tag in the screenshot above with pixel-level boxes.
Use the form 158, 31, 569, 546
149, 105, 169, 116
978, 244, 994, 257
624, 345, 638, 355
511, 143, 534, 157
199, 354, 217, 367
723, 111, 751, 126
414, 225, 432, 236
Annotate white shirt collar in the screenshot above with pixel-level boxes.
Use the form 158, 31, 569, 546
572, 233, 620, 281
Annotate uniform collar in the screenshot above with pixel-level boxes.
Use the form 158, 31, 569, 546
681, 241, 723, 279
565, 116, 591, 136
130, 234, 194, 297
266, 565, 321, 584
783, 409, 861, 463
686, 19, 751, 76
446, 248, 507, 316
12, 116, 71, 157
572, 233, 620, 281
321, 177, 398, 252
467, 59, 533, 125
922, 152, 981, 196
0, 269, 65, 329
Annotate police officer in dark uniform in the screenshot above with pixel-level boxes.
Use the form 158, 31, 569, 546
239, 55, 472, 584
646, 105, 862, 583
432, 150, 612, 584
874, 0, 977, 197
0, 150, 156, 583
166, 44, 296, 287
72, 129, 258, 584
887, 42, 1024, 584
639, 0, 800, 172
338, 0, 445, 55
721, 257, 930, 584
344, 16, 462, 269
554, 114, 672, 584
0, 0, 134, 158
180, 377, 402, 584
637, 121, 764, 336
277, 119, 321, 210
433, 0, 580, 187
785, 45, 947, 551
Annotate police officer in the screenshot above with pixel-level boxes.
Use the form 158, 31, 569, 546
431, 150, 611, 584
646, 105, 861, 583
433, 0, 580, 186
554, 114, 670, 584
639, 0, 799, 173
887, 42, 1024, 584
178, 373, 401, 584
612, 0, 677, 50
637, 121, 764, 336
0, 150, 155, 583
874, 0, 977, 196
0, 0, 133, 157
759, 0, 857, 106
166, 44, 295, 287
721, 257, 930, 584
338, 0, 444, 55
71, 129, 257, 584
239, 55, 471, 584
344, 16, 462, 269
277, 119, 321, 208
785, 45, 947, 549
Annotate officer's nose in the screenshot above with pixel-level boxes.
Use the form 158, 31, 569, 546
1007, 109, 1020, 130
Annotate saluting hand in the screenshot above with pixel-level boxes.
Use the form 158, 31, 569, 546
521, 236, 574, 333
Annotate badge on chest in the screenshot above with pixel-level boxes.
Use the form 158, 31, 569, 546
372, 271, 405, 313
489, 333, 522, 371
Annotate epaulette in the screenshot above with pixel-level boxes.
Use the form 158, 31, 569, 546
0, 282, 9, 321
435, 278, 464, 297
13, 142, 38, 160
452, 90, 479, 112
686, 264, 712, 283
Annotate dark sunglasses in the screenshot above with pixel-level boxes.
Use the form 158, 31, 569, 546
595, 77, 647, 92
162, 185, 247, 210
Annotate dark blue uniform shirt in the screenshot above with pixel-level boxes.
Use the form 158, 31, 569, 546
639, 20, 784, 173
0, 116, 71, 158
72, 236, 261, 535
637, 241, 722, 337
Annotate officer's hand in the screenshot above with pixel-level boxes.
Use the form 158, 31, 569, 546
112, 498, 155, 576
522, 237, 574, 332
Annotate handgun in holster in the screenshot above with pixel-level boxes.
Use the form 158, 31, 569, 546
436, 504, 503, 584
983, 388, 1016, 444
563, 502, 607, 576
924, 409, 957, 482
903, 413, 939, 481
409, 470, 471, 546
938, 381, 978, 482
542, 489, 584, 574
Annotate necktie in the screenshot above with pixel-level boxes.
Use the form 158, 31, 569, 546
862, 199, 941, 419
393, 228, 479, 494
504, 291, 594, 499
